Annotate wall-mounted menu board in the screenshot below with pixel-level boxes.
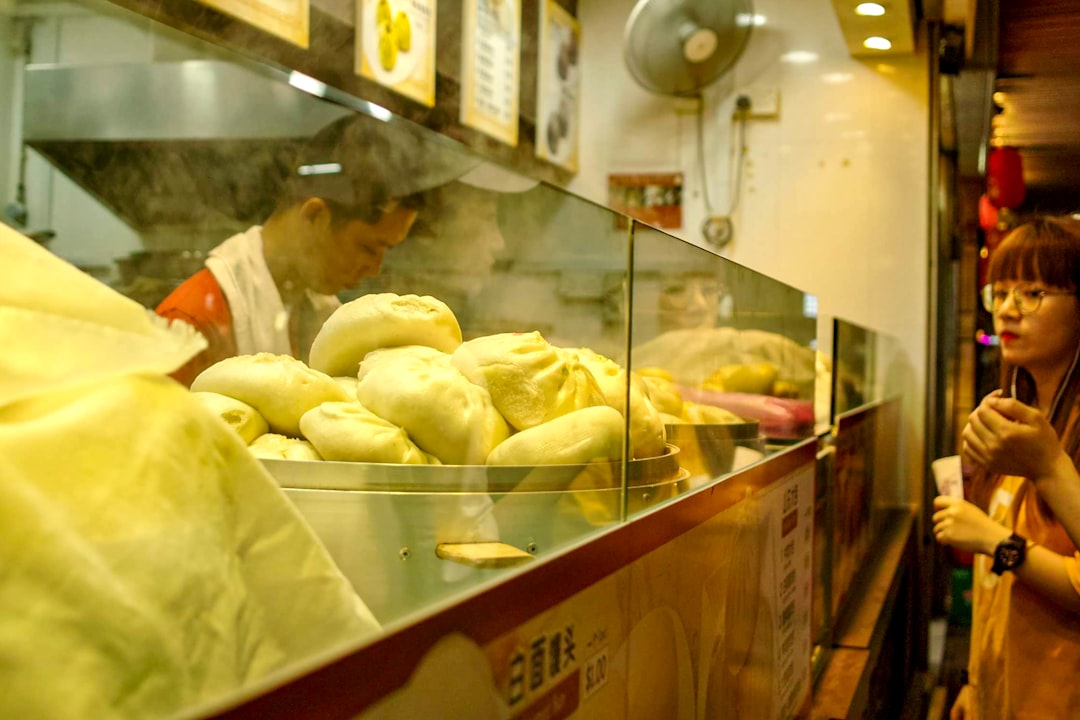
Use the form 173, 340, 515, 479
460, 0, 521, 146
535, 0, 580, 172
356, 0, 437, 107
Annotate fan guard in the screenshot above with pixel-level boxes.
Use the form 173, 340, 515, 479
623, 0, 755, 97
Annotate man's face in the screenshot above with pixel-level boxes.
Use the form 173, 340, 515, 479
309, 204, 417, 294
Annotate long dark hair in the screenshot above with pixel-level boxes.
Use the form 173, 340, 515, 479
972, 217, 1080, 518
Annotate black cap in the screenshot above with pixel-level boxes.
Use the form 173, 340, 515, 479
283, 112, 481, 212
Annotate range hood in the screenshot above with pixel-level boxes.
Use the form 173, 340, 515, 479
22, 59, 352, 233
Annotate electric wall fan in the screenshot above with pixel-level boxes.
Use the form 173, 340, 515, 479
623, 0, 755, 249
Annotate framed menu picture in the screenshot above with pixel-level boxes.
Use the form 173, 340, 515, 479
356, 0, 437, 107
535, 0, 580, 172
608, 172, 683, 230
195, 0, 309, 47
460, 0, 521, 146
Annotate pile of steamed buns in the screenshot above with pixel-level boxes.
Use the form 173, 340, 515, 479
190, 293, 741, 467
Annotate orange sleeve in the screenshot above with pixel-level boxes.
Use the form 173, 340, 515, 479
156, 269, 237, 387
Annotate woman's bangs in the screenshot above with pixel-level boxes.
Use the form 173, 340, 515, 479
988, 219, 1080, 290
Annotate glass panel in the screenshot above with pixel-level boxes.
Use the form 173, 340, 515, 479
5, 0, 646, 712
629, 221, 818, 504
832, 318, 876, 418
7, 0, 830, 716
828, 318, 903, 619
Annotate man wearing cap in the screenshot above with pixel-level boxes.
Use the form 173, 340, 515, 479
157, 112, 476, 386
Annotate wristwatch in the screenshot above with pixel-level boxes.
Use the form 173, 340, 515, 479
991, 533, 1028, 575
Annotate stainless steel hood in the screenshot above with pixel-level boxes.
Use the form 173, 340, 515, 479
22, 59, 352, 232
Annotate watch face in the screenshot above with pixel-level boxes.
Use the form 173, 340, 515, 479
1000, 546, 1022, 567
992, 535, 1026, 575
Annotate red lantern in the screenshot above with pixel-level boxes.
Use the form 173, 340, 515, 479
978, 193, 998, 231
986, 146, 1025, 208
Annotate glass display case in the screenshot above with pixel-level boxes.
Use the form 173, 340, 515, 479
3, 1, 825, 718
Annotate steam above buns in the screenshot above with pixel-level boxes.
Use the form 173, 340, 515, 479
308, 293, 463, 378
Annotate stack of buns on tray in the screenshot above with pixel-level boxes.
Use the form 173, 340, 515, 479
191, 293, 743, 467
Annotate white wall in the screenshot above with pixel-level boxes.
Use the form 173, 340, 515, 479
570, 0, 929, 502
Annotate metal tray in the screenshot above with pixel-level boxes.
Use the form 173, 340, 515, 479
264, 446, 687, 624
261, 443, 684, 494
663, 421, 765, 480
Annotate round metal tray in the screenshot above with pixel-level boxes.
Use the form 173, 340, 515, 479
663, 421, 764, 478
261, 443, 684, 494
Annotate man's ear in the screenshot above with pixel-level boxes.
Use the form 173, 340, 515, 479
298, 197, 331, 228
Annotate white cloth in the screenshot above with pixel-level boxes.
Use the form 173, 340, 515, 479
205, 226, 292, 356
0, 224, 379, 719
206, 226, 341, 358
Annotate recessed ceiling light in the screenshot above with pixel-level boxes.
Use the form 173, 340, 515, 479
855, 3, 886, 16
735, 13, 767, 27
780, 50, 819, 64
863, 36, 892, 50
821, 72, 854, 84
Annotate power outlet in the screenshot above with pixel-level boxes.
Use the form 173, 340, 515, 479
738, 86, 781, 119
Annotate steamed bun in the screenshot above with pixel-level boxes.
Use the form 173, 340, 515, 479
308, 293, 463, 377
486, 406, 625, 466
190, 353, 349, 437
248, 433, 323, 461
451, 331, 605, 431
299, 401, 431, 464
191, 391, 269, 444
639, 375, 684, 417
563, 347, 666, 459
356, 346, 509, 465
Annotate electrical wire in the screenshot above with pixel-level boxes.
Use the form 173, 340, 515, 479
695, 93, 714, 216
696, 94, 749, 218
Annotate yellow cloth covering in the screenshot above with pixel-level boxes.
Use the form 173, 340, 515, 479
0, 226, 380, 718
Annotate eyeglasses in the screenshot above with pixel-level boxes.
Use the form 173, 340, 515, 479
981, 284, 1075, 315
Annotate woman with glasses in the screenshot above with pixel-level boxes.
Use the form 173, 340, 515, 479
933, 216, 1080, 719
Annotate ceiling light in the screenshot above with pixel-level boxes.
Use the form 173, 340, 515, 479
992, 91, 1006, 105
863, 36, 892, 50
821, 72, 854, 84
297, 163, 343, 176
780, 50, 819, 64
735, 13, 767, 27
855, 3, 886, 16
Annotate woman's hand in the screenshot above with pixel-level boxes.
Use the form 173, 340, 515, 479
950, 684, 972, 720
962, 391, 1064, 479
932, 496, 1010, 555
